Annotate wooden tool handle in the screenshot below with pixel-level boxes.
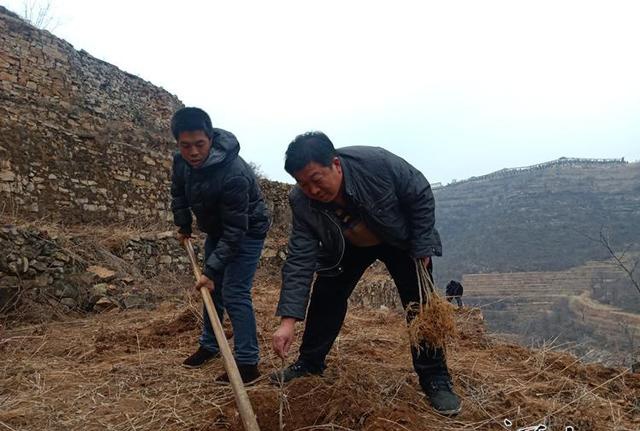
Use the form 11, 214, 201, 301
184, 239, 260, 431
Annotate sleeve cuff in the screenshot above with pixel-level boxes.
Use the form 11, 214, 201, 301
203, 265, 221, 280
178, 225, 192, 235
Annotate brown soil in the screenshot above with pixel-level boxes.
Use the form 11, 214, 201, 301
1, 273, 639, 430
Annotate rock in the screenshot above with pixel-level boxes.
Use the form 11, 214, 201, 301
261, 248, 277, 258
52, 251, 70, 263
6, 259, 28, 275
0, 170, 16, 181
19, 256, 29, 273
94, 297, 118, 313
87, 265, 116, 281
1, 225, 18, 236
40, 243, 56, 256
60, 297, 77, 308
140, 233, 156, 241
52, 281, 68, 297
123, 294, 146, 309
156, 231, 174, 240
6, 261, 17, 274
91, 283, 109, 297
33, 274, 50, 287
30, 260, 48, 272
89, 283, 110, 306
158, 255, 172, 264
61, 283, 79, 299
0, 275, 21, 287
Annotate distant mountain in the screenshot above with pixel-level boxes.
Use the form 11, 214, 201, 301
433, 158, 640, 283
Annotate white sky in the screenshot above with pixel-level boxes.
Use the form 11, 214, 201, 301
3, 0, 640, 184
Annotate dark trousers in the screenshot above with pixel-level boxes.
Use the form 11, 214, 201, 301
298, 242, 450, 383
200, 236, 264, 365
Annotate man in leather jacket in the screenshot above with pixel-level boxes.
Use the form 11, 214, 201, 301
170, 107, 270, 384
271, 131, 461, 415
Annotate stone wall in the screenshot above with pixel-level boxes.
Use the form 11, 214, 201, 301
0, 6, 294, 232
0, 6, 183, 223
0, 223, 273, 315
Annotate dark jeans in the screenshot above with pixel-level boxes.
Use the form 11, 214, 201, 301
298, 242, 450, 383
199, 236, 264, 365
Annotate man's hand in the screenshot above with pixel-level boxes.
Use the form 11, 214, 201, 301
420, 256, 431, 268
194, 274, 214, 292
177, 231, 191, 246
273, 317, 296, 359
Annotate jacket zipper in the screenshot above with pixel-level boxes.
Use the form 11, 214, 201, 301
316, 209, 346, 274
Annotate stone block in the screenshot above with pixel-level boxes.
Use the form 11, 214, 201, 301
0, 170, 15, 181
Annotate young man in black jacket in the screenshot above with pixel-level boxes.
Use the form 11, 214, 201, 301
170, 107, 270, 384
271, 131, 461, 415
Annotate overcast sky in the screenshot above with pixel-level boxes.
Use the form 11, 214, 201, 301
4, 0, 640, 184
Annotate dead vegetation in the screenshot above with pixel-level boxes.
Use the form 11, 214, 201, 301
1, 274, 639, 430
1, 221, 639, 430
407, 260, 457, 351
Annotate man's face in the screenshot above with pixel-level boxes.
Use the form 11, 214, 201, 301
294, 158, 343, 203
177, 130, 212, 168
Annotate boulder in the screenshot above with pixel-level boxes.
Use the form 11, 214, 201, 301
87, 265, 116, 281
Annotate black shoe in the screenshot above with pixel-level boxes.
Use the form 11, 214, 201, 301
182, 346, 219, 368
269, 360, 323, 385
423, 377, 461, 416
215, 364, 261, 386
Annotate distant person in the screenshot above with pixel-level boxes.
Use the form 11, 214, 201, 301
170, 107, 270, 384
270, 132, 461, 416
445, 280, 464, 308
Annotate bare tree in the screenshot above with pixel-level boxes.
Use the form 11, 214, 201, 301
598, 227, 640, 296
21, 0, 59, 31
247, 161, 267, 180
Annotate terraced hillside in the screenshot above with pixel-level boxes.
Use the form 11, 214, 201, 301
463, 261, 639, 365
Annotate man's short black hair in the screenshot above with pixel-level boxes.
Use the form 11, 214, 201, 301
171, 107, 214, 140
284, 131, 337, 176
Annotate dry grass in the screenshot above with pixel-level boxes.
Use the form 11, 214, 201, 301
1, 223, 639, 430
407, 260, 457, 351
1, 277, 639, 431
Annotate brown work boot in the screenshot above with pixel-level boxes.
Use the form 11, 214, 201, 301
214, 364, 261, 386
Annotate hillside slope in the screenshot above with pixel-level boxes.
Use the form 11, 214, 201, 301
434, 159, 640, 283
1, 222, 638, 430
2, 278, 639, 431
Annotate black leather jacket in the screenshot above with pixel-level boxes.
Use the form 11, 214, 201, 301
277, 146, 441, 320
